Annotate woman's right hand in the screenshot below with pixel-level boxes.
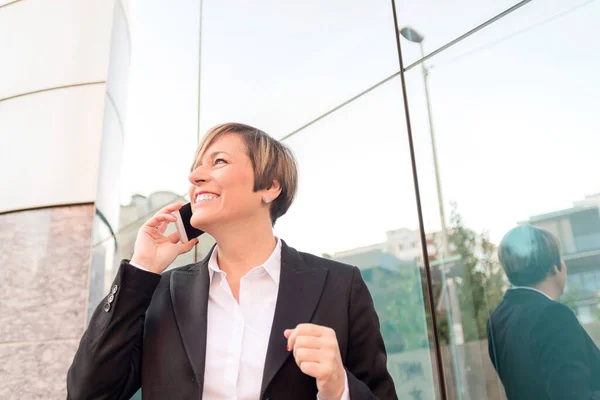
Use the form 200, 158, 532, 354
130, 203, 199, 274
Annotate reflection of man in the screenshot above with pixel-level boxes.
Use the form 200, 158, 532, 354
487, 225, 600, 399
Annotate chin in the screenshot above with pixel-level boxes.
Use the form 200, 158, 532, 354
190, 215, 208, 230
190, 212, 222, 231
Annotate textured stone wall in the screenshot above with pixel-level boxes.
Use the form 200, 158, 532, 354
0, 205, 94, 399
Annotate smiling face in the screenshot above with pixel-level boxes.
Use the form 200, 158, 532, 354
188, 123, 298, 233
188, 133, 267, 231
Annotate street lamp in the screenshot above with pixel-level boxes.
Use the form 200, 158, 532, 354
400, 26, 466, 399
399, 26, 449, 257
400, 27, 424, 44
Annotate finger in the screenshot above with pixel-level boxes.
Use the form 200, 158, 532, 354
293, 337, 335, 367
168, 231, 181, 244
287, 329, 298, 351
293, 323, 326, 337
293, 348, 322, 367
139, 223, 166, 239
287, 323, 325, 350
287, 324, 320, 351
157, 220, 169, 234
294, 336, 322, 350
146, 213, 177, 229
178, 238, 199, 254
298, 362, 324, 379
156, 203, 183, 215
284, 329, 293, 339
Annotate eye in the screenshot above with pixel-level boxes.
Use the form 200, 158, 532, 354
214, 158, 227, 165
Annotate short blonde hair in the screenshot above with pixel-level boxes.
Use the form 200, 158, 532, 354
191, 123, 298, 224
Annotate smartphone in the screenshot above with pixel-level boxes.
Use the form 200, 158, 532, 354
172, 202, 204, 243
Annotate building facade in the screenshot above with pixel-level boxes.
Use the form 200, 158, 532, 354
0, 0, 131, 398
527, 194, 600, 325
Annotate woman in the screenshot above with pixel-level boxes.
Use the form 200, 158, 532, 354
67, 123, 397, 400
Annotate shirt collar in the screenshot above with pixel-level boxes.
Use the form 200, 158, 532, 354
510, 286, 554, 301
207, 238, 282, 285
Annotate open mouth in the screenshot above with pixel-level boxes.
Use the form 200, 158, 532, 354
194, 193, 220, 204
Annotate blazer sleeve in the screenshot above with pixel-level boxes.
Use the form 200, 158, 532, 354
345, 266, 398, 399
66, 261, 162, 400
535, 302, 595, 400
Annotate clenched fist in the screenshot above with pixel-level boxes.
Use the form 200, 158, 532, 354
285, 324, 347, 400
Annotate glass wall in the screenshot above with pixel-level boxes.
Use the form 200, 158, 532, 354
278, 76, 438, 399
399, 0, 600, 398
90, 0, 600, 398
88, 0, 204, 315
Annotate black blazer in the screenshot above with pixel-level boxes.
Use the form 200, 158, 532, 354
67, 241, 397, 400
487, 288, 600, 400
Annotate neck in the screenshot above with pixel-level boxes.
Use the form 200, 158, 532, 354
532, 280, 561, 300
209, 214, 277, 278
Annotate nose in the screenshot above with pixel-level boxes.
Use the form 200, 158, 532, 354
188, 165, 210, 185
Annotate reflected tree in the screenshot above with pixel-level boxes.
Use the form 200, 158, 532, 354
366, 266, 431, 353
561, 281, 583, 313
448, 203, 506, 342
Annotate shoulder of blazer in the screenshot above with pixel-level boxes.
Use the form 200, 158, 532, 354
295, 249, 357, 277
153, 262, 204, 289
535, 300, 580, 330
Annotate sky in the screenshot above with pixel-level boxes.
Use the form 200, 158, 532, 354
118, 0, 600, 256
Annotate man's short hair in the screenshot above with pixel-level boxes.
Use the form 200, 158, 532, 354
498, 225, 562, 286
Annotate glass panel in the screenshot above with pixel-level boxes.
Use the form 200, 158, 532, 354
276, 77, 439, 399
583, 272, 597, 293
395, 0, 519, 66
570, 209, 600, 252
87, 213, 117, 321
88, 0, 203, 319
404, 0, 600, 398
198, 0, 400, 137
120, 0, 201, 201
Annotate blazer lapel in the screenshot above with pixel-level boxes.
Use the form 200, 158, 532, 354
170, 251, 213, 392
260, 241, 328, 397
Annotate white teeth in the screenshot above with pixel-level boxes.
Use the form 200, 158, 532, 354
195, 194, 218, 203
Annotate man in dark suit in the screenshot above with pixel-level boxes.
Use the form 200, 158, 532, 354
488, 225, 600, 399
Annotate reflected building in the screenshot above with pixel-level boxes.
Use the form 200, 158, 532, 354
335, 228, 443, 266
333, 229, 438, 400
526, 193, 600, 325
333, 229, 446, 306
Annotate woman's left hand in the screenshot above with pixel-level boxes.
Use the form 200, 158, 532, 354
284, 324, 346, 400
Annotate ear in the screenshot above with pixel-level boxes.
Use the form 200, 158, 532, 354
262, 180, 282, 204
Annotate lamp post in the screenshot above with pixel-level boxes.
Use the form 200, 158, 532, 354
399, 27, 449, 258
400, 26, 466, 399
